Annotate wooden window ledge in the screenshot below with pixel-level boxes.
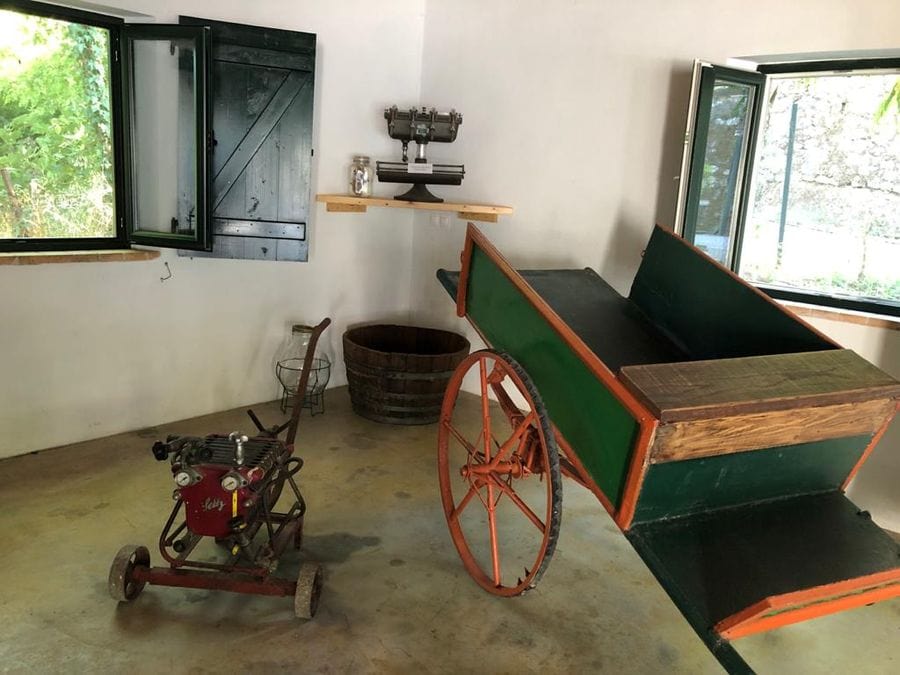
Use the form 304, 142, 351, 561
0, 249, 159, 266
783, 301, 900, 332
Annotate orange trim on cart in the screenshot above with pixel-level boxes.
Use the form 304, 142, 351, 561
843, 400, 900, 489
614, 420, 658, 531
455, 230, 475, 318
715, 567, 900, 640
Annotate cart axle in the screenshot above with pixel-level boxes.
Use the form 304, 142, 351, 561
132, 566, 296, 597
461, 462, 524, 478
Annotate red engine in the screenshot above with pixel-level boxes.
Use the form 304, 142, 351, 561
154, 434, 289, 539
108, 316, 330, 619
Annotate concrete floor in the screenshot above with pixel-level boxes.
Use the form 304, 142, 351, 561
1, 387, 898, 674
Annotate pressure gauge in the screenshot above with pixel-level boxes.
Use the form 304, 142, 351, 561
174, 470, 193, 487
221, 474, 241, 492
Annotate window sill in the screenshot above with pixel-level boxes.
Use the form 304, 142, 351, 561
0, 249, 159, 266
782, 301, 900, 332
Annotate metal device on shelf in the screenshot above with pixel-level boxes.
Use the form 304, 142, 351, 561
376, 106, 464, 203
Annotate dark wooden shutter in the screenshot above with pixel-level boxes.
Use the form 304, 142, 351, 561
179, 17, 315, 261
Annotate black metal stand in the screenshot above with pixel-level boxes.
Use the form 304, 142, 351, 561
394, 183, 443, 203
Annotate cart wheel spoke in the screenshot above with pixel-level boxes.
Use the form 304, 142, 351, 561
490, 475, 546, 533
486, 481, 502, 585
479, 357, 493, 462
450, 483, 480, 521
444, 420, 480, 461
437, 349, 562, 598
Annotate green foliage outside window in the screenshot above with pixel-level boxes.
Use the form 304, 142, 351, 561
0, 11, 115, 239
875, 79, 900, 123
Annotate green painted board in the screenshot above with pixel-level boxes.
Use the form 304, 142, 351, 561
629, 491, 900, 626
465, 246, 640, 507
632, 434, 871, 524
630, 226, 836, 360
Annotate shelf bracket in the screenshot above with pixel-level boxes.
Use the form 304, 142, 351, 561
326, 203, 367, 213
460, 212, 497, 223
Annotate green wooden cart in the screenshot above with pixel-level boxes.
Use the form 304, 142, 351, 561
435, 223, 900, 673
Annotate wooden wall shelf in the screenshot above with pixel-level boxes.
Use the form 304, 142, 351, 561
316, 194, 513, 223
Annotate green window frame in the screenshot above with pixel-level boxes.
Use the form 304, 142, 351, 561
677, 58, 900, 318
0, 0, 211, 252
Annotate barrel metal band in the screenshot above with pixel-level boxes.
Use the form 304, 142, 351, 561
346, 363, 458, 381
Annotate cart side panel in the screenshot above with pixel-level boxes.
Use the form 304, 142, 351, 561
630, 226, 837, 360
631, 434, 871, 523
466, 245, 640, 507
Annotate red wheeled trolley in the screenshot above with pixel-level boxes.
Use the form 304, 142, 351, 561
108, 319, 331, 619
436, 225, 900, 673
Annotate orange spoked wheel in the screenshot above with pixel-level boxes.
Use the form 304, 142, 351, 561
438, 350, 562, 596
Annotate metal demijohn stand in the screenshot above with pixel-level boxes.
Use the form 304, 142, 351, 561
276, 324, 331, 415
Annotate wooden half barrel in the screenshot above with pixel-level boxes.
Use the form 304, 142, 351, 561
343, 325, 471, 425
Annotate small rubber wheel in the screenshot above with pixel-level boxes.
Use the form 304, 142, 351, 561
294, 561, 323, 619
108, 544, 150, 602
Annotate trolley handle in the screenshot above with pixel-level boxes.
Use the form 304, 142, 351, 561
245, 317, 332, 444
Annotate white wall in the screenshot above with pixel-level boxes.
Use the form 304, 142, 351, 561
0, 0, 426, 458
411, 0, 900, 528
3, 0, 898, 530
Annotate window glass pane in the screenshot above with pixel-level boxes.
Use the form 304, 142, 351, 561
0, 10, 114, 239
740, 73, 900, 305
129, 37, 198, 238
693, 81, 755, 265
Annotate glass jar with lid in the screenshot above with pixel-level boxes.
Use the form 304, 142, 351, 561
349, 155, 372, 197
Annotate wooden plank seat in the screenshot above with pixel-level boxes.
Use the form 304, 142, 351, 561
620, 349, 900, 463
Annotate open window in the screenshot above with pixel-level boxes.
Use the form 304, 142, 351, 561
0, 3, 123, 251
0, 3, 212, 252
675, 62, 764, 268
676, 57, 900, 317
121, 25, 210, 250
1, 3, 315, 258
